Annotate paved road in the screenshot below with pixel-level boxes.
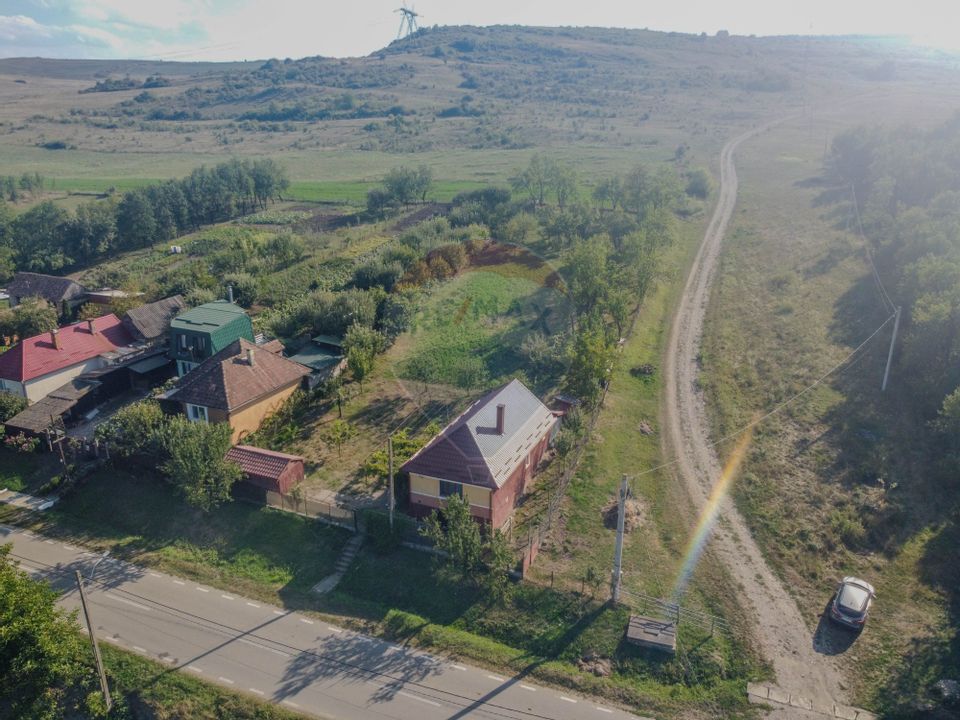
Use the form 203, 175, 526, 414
0, 523, 648, 720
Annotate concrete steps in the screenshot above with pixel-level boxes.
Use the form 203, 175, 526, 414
311, 531, 365, 596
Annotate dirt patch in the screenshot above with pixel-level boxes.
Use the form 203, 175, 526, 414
602, 497, 646, 533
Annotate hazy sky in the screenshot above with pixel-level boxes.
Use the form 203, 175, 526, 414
2, 0, 959, 61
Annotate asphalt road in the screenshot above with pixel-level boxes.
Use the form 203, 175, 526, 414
0, 523, 649, 720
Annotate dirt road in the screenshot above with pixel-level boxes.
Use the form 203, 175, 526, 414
662, 124, 849, 716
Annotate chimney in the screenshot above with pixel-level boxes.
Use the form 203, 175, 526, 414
227, 284, 234, 303
496, 403, 506, 435
51, 328, 61, 350
87, 318, 97, 334
246, 347, 255, 366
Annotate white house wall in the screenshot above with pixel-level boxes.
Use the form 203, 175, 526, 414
22, 357, 106, 403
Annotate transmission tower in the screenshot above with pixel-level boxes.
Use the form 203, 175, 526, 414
395, 6, 420, 40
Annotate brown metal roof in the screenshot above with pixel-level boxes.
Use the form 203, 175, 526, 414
167, 338, 309, 412
401, 379, 557, 489
226, 445, 303, 481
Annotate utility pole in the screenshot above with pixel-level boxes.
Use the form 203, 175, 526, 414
387, 436, 395, 531
881, 306, 901, 392
611, 474, 628, 604
75, 571, 112, 712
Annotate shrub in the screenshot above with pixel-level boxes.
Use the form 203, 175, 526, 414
0, 391, 27, 422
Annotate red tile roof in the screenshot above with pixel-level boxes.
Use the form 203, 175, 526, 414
0, 315, 133, 383
226, 445, 304, 482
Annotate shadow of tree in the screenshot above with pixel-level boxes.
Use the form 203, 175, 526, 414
275, 631, 445, 704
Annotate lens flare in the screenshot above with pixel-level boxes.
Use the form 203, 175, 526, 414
671, 428, 753, 601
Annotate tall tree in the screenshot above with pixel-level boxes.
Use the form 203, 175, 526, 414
157, 417, 241, 511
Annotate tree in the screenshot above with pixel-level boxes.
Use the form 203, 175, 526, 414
0, 297, 59, 338
685, 167, 712, 199
323, 419, 356, 457
565, 317, 615, 406
95, 400, 166, 459
11, 201, 71, 272
0, 545, 92, 719
157, 417, 241, 511
343, 323, 386, 391
511, 154, 550, 206
115, 188, 157, 250
567, 235, 611, 315
421, 494, 483, 578
547, 159, 577, 210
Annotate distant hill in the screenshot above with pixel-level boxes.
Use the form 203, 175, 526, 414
0, 25, 949, 158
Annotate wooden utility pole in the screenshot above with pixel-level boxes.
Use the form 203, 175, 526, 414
881, 306, 901, 392
611, 474, 628, 604
75, 571, 112, 712
387, 436, 395, 530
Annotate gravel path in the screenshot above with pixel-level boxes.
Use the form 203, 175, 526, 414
661, 122, 848, 717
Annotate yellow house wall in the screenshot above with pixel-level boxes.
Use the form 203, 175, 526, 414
23, 357, 106, 403
226, 382, 299, 444
409, 473, 491, 511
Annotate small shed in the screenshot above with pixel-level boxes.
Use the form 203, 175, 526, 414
625, 615, 677, 654
225, 445, 305, 495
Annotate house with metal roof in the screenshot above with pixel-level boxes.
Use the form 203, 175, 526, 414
0, 315, 134, 403
122, 295, 185, 344
7, 272, 87, 315
169, 300, 254, 376
287, 335, 347, 387
401, 378, 560, 529
163, 338, 310, 443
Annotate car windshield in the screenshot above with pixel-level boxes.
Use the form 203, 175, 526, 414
838, 583, 869, 614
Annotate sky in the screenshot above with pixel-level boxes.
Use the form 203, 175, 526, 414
1, 0, 959, 62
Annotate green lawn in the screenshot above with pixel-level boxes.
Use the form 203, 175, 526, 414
0, 449, 58, 494
23, 468, 351, 602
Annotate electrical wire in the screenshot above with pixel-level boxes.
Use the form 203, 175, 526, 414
850, 184, 897, 313
9, 549, 570, 720
633, 309, 898, 480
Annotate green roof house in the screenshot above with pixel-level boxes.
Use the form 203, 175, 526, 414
169, 301, 254, 376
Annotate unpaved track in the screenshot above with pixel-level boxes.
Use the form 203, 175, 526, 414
662, 123, 847, 716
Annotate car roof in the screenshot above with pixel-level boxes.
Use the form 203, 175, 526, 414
838, 579, 872, 613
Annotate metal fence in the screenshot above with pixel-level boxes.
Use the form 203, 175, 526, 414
618, 588, 730, 637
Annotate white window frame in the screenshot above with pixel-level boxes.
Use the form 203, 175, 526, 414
177, 360, 198, 377
186, 403, 208, 423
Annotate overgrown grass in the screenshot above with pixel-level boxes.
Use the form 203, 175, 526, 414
0, 449, 57, 494
19, 469, 351, 602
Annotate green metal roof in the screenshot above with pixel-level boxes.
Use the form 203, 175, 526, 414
311, 334, 344, 349
170, 301, 248, 332
288, 343, 343, 371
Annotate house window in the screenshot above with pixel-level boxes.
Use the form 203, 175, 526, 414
178, 334, 188, 351
439, 480, 462, 499
177, 360, 198, 377
186, 404, 208, 423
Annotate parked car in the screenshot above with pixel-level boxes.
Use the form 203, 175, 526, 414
828, 577, 875, 630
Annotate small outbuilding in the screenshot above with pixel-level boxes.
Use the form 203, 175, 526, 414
225, 445, 305, 495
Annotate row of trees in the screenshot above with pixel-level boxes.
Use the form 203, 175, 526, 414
366, 165, 434, 216
0, 159, 289, 277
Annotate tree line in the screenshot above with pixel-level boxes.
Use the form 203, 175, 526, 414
0, 158, 289, 278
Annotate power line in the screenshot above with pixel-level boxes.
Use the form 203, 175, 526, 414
12, 551, 567, 720
636, 310, 898, 480
850, 184, 896, 313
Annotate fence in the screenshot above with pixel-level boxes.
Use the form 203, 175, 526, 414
233, 484, 358, 531
619, 588, 730, 637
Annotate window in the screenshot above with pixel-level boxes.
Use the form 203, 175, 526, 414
178, 333, 188, 351
186, 404, 208, 423
439, 480, 462, 499
177, 360, 198, 377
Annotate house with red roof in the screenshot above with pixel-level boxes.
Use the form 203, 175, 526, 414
225, 445, 305, 495
401, 378, 560, 529
0, 315, 133, 403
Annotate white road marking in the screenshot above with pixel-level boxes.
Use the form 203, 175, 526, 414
218, 676, 235, 685
249, 688, 265, 696
282, 700, 300, 708
487, 674, 506, 682
451, 664, 467, 671
173, 580, 185, 586
62, 544, 75, 550
299, 618, 314, 625
398, 691, 441, 707
273, 610, 285, 616
107, 594, 149, 611
559, 696, 577, 703
520, 684, 536, 691
221, 594, 234, 600
246, 602, 260, 608
44, 539, 55, 544
80, 626, 89, 634
161, 656, 176, 664
132, 646, 146, 653
195, 587, 209, 592
187, 666, 203, 673
104, 637, 123, 645
22, 531, 33, 537
326, 626, 342, 633
595, 707, 613, 714
149, 573, 161, 578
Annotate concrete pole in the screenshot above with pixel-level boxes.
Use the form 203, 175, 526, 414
881, 307, 901, 392
387, 436, 395, 531
75, 571, 112, 712
611, 474, 628, 604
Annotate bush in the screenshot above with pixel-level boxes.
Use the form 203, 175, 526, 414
224, 272, 259, 307
0, 391, 27, 422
